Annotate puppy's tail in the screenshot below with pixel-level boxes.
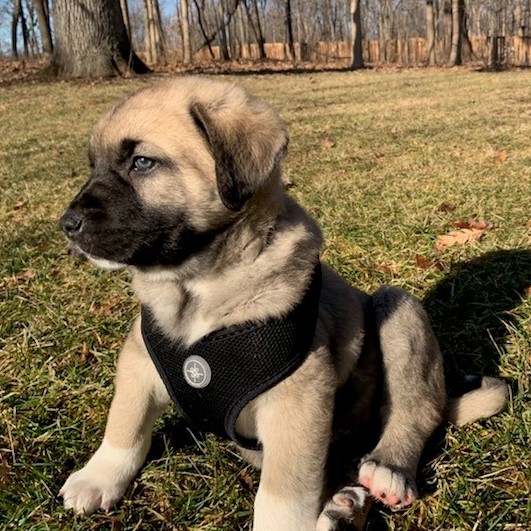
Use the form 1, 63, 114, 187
445, 375, 509, 426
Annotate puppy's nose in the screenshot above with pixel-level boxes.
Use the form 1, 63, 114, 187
60, 210, 84, 237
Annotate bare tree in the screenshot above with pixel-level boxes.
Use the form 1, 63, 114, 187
32, 0, 53, 55
284, 0, 295, 60
350, 0, 363, 69
426, 0, 436, 65
236, 1, 251, 58
216, 0, 230, 59
244, 0, 266, 59
12, 0, 30, 58
51, 0, 149, 77
181, 0, 192, 63
120, 0, 131, 39
448, 0, 473, 66
144, 0, 166, 64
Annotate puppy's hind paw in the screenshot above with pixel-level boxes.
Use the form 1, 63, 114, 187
316, 486, 371, 531
358, 460, 417, 509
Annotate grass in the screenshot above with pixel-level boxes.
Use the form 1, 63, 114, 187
0, 68, 530, 530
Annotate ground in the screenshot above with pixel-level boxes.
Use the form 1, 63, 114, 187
0, 67, 530, 530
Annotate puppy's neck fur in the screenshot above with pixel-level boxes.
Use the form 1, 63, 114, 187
133, 189, 322, 346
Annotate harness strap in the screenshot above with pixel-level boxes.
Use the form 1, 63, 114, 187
141, 262, 322, 449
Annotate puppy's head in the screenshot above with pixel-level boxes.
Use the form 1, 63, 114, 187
60, 77, 288, 269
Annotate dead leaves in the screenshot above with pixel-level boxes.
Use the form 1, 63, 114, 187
415, 254, 446, 271
435, 228, 486, 251
495, 150, 508, 164
320, 138, 335, 150
435, 216, 495, 252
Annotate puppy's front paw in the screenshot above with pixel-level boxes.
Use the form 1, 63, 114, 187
358, 460, 417, 509
59, 438, 146, 515
59, 465, 128, 514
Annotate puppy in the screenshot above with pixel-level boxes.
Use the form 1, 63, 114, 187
59, 77, 508, 531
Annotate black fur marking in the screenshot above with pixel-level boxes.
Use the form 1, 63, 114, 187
61, 165, 228, 267
117, 138, 140, 165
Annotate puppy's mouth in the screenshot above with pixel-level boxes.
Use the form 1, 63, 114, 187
68, 242, 126, 271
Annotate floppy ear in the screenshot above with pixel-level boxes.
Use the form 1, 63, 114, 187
190, 98, 288, 211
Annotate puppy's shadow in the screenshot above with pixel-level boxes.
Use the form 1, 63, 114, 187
423, 248, 531, 381
147, 416, 209, 460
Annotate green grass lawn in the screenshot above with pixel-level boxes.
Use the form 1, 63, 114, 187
0, 68, 530, 530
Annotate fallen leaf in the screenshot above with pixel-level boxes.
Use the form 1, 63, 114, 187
320, 138, 335, 149
415, 254, 447, 271
452, 217, 494, 231
15, 270, 35, 282
376, 264, 393, 275
496, 150, 508, 163
238, 471, 255, 493
435, 228, 486, 251
93, 295, 123, 317
438, 202, 456, 213
415, 254, 433, 269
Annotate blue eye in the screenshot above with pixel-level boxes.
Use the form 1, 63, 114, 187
132, 156, 156, 172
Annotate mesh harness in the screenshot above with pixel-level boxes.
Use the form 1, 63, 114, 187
141, 263, 322, 449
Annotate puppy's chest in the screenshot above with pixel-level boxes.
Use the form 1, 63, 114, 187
139, 264, 322, 448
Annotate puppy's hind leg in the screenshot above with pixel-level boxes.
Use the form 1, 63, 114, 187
316, 486, 371, 531
358, 287, 446, 509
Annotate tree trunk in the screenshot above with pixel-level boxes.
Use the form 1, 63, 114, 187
448, 0, 461, 65
12, 0, 31, 59
144, 0, 156, 63
144, 0, 165, 64
120, 0, 131, 39
12, 0, 21, 59
284, 0, 295, 61
244, 0, 266, 59
448, 0, 472, 66
181, 0, 192, 64
153, 0, 166, 63
217, 0, 230, 60
51, 0, 149, 77
237, 2, 251, 59
32, 0, 53, 55
350, 0, 363, 69
378, 0, 392, 62
25, 0, 40, 56
426, 0, 436, 65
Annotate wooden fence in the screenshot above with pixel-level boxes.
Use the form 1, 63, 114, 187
193, 36, 531, 67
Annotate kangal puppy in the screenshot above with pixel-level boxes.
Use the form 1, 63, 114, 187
59, 77, 508, 531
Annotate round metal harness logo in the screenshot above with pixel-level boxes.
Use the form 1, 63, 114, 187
183, 355, 212, 389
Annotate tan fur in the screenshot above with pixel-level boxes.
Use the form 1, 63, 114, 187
60, 77, 508, 529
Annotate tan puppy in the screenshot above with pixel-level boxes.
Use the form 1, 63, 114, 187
59, 77, 508, 531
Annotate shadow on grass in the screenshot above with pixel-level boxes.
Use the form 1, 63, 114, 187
423, 248, 531, 382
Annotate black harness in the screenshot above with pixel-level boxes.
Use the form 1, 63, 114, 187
141, 263, 322, 449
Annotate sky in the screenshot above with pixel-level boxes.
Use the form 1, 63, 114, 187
0, 0, 179, 55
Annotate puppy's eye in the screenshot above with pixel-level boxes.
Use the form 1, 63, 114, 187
131, 156, 156, 173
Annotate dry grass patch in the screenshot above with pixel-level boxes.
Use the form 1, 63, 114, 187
1, 69, 530, 530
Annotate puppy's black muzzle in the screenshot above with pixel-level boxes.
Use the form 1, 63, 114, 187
60, 209, 84, 238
